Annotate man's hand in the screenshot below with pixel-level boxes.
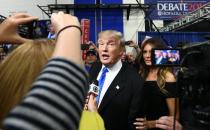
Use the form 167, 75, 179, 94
0, 13, 38, 44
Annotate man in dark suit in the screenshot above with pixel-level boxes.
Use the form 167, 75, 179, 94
89, 30, 144, 130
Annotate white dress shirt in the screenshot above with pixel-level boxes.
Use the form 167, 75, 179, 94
97, 60, 122, 107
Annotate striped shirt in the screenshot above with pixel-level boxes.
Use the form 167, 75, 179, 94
3, 58, 88, 130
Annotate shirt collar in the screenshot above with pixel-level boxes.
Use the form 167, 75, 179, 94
102, 59, 122, 73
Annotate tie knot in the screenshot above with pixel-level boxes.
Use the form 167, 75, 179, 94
102, 67, 108, 74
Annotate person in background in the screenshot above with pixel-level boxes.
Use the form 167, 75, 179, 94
121, 44, 127, 62
85, 49, 98, 72
0, 12, 88, 130
121, 40, 141, 71
126, 40, 141, 56
155, 50, 163, 64
159, 51, 168, 65
89, 30, 144, 130
87, 41, 99, 53
47, 24, 56, 39
134, 38, 179, 130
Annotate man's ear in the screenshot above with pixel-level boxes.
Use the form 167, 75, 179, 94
119, 47, 124, 57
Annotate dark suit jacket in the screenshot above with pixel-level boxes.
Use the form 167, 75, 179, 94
89, 62, 145, 130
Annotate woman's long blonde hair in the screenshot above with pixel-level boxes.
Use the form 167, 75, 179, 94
139, 38, 172, 93
0, 39, 55, 124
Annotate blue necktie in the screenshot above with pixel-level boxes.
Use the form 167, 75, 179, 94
96, 67, 108, 104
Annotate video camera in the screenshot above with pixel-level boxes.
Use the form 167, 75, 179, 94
151, 40, 210, 130
178, 41, 210, 130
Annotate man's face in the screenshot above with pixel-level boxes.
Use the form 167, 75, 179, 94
155, 50, 162, 58
162, 52, 167, 58
98, 34, 123, 67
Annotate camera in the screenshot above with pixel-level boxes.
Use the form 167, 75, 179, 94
151, 41, 210, 129
178, 41, 210, 130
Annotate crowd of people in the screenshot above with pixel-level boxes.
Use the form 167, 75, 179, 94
0, 12, 184, 130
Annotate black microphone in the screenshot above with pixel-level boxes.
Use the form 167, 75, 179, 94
88, 80, 99, 96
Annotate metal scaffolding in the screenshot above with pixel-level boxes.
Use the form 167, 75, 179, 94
158, 2, 210, 32
37, 4, 150, 20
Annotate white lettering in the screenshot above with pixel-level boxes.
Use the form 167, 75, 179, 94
157, 3, 189, 11
168, 3, 173, 11
174, 4, 179, 11
157, 3, 164, 10
183, 3, 188, 11
159, 11, 183, 16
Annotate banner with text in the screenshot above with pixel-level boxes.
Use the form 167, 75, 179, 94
81, 19, 90, 44
81, 19, 90, 59
145, 0, 209, 20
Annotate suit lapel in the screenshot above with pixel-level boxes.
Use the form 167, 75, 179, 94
98, 64, 126, 112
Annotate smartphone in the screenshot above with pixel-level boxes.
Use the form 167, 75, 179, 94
151, 48, 182, 66
32, 20, 51, 39
18, 20, 51, 39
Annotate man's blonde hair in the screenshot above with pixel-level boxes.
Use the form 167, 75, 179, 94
98, 30, 125, 49
0, 39, 55, 125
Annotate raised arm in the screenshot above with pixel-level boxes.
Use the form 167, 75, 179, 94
0, 13, 38, 44
51, 12, 83, 65
3, 12, 88, 130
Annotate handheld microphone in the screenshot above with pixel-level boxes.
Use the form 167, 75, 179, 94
84, 80, 98, 110
88, 80, 99, 96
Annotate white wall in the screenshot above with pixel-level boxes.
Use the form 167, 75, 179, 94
0, 0, 73, 19
152, 20, 164, 29
123, 0, 145, 42
123, 0, 164, 42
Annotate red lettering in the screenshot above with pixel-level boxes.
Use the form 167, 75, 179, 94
188, 3, 203, 12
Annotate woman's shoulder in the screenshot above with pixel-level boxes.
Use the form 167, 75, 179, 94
165, 71, 176, 82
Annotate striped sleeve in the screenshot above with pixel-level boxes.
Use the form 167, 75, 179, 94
3, 58, 88, 130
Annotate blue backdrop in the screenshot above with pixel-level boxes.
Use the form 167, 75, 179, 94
138, 32, 210, 47
74, 0, 123, 43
